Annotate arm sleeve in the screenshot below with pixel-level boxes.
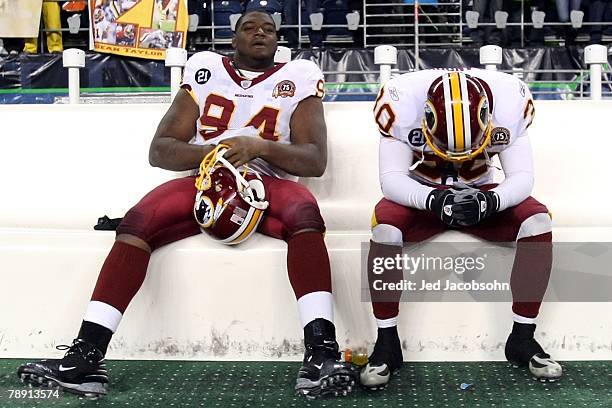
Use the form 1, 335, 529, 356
379, 136, 434, 210
294, 60, 325, 102
180, 52, 208, 105
491, 133, 534, 211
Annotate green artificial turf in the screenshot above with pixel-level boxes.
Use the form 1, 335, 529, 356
1, 359, 610, 407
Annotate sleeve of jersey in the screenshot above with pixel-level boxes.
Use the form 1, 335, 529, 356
294, 60, 325, 102
517, 80, 535, 136
491, 134, 535, 211
179, 53, 203, 105
372, 80, 413, 140
379, 136, 434, 210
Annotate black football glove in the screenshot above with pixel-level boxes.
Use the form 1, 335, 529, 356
427, 184, 500, 227
448, 183, 500, 227
426, 188, 460, 226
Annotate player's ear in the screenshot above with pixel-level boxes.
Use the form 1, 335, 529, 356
231, 36, 236, 49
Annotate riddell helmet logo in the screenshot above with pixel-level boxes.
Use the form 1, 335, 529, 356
273, 80, 296, 98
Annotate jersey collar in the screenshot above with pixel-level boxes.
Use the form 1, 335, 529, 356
222, 56, 285, 89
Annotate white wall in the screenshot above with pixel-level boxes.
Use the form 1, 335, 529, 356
0, 101, 611, 361
1, 101, 611, 229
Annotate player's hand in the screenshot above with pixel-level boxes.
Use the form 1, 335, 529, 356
426, 188, 458, 226
222, 136, 267, 168
426, 184, 499, 227
447, 183, 500, 227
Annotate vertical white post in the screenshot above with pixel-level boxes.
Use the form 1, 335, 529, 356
374, 45, 398, 86
298, 0, 302, 49
62, 49, 85, 104
274, 46, 292, 63
584, 44, 608, 100
165, 47, 188, 100
362, 0, 367, 48
414, 0, 419, 70
479, 45, 502, 71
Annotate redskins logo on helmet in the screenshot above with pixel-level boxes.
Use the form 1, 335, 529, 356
193, 145, 268, 245
422, 72, 494, 162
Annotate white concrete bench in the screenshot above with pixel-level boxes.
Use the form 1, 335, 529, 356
1, 101, 611, 361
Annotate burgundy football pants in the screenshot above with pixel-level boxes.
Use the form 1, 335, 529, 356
369, 185, 552, 321
91, 175, 331, 313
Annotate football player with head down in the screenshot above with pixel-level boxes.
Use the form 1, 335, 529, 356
17, 10, 356, 400
360, 70, 561, 389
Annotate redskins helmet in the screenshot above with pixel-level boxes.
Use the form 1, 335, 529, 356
193, 145, 268, 245
422, 72, 493, 162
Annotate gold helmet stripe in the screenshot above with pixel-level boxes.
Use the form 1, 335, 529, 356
460, 74, 472, 150
232, 207, 263, 244
442, 75, 455, 151
449, 72, 465, 152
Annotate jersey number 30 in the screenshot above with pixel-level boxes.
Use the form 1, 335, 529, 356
199, 94, 280, 141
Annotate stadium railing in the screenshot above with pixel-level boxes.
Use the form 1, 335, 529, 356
30, 0, 612, 50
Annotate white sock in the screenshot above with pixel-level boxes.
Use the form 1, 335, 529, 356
83, 301, 123, 333
513, 313, 536, 325
297, 291, 333, 328
376, 316, 398, 328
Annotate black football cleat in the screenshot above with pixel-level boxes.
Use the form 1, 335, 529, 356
295, 340, 358, 400
17, 339, 108, 399
360, 327, 403, 390
295, 318, 358, 400
505, 322, 562, 382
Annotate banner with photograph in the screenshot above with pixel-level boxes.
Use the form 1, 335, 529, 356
89, 0, 188, 60
0, 0, 43, 38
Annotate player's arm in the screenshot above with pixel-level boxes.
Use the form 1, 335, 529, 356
379, 136, 434, 210
148, 88, 214, 171
491, 134, 534, 211
489, 82, 535, 211
223, 95, 327, 177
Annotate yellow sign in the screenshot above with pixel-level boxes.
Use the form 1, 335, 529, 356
0, 0, 43, 37
89, 0, 188, 60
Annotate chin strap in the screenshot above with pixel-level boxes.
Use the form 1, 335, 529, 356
409, 144, 426, 171
483, 149, 502, 171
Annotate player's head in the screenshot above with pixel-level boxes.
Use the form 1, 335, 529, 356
422, 72, 493, 162
232, 10, 277, 64
93, 7, 105, 22
125, 24, 134, 38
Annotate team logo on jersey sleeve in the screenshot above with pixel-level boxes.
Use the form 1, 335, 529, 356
272, 80, 296, 98
490, 127, 510, 145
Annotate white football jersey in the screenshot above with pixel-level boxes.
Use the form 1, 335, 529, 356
374, 68, 534, 186
181, 51, 325, 180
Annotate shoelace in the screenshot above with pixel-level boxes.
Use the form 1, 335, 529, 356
306, 343, 341, 361
56, 340, 99, 363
